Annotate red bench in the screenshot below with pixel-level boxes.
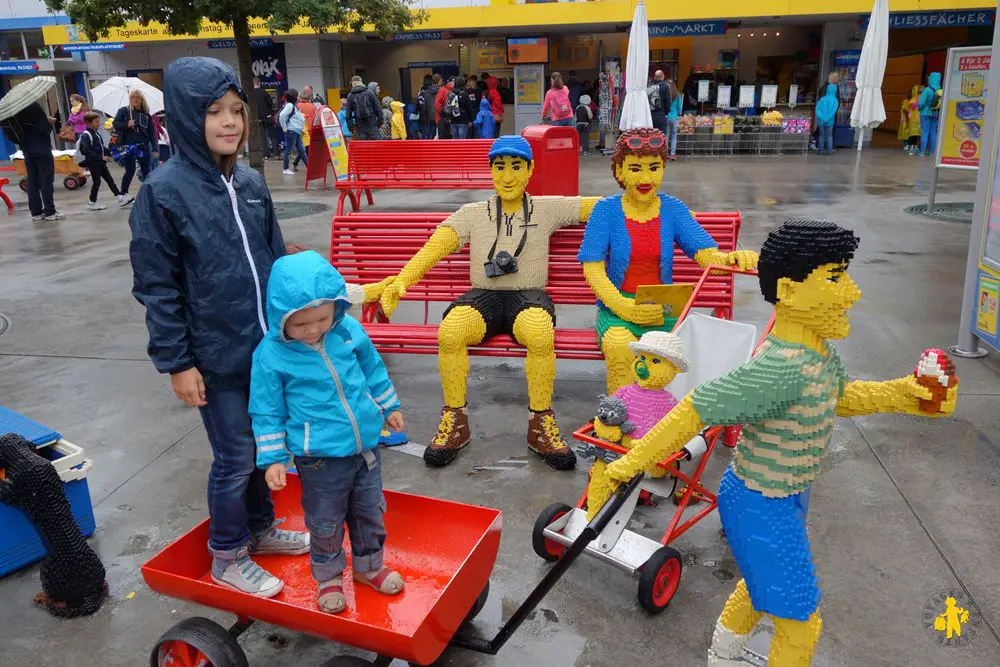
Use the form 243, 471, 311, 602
335, 140, 494, 216
330, 210, 742, 360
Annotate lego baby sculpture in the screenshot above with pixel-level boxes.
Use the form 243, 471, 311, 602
380, 136, 598, 470
577, 127, 758, 394
587, 220, 958, 667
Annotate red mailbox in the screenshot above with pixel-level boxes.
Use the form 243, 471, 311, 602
522, 124, 579, 196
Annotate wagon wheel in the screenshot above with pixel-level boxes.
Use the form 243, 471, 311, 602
637, 546, 682, 615
462, 579, 490, 625
150, 617, 249, 667
63, 176, 79, 190
78, 175, 87, 186
18, 178, 27, 192
532, 503, 572, 562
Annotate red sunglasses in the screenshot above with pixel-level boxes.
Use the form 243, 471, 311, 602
626, 134, 666, 150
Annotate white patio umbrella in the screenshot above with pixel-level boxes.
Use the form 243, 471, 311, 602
850, 0, 889, 151
619, 0, 652, 131
90, 77, 164, 116
0, 76, 55, 121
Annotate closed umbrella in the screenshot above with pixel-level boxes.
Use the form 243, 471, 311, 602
850, 0, 889, 151
0, 76, 56, 121
619, 0, 652, 131
90, 77, 164, 116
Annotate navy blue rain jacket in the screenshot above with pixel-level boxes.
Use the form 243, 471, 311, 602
129, 56, 286, 386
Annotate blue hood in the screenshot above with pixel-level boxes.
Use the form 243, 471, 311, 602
927, 72, 941, 91
479, 97, 492, 113
164, 57, 248, 174
823, 83, 838, 99
265, 251, 350, 342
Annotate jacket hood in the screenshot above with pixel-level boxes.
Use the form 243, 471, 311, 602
391, 100, 404, 113
479, 97, 492, 112
367, 82, 379, 94
823, 83, 838, 99
928, 72, 942, 90
351, 83, 367, 93
579, 94, 592, 106
164, 57, 247, 174
265, 251, 350, 342
486, 76, 499, 90
911, 85, 921, 98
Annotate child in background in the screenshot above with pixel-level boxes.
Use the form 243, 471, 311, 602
575, 94, 594, 155
130, 57, 306, 599
815, 83, 839, 156
390, 100, 407, 140
337, 98, 352, 141
251, 251, 405, 614
898, 85, 922, 155
472, 96, 495, 141
380, 96, 394, 139
77, 111, 122, 210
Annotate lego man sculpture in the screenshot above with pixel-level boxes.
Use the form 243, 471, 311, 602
587, 220, 958, 666
381, 136, 598, 470
577, 127, 758, 395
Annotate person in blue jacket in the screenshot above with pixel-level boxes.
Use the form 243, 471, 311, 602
336, 97, 352, 141
473, 95, 495, 140
250, 251, 406, 613
815, 83, 839, 155
129, 56, 309, 598
918, 72, 943, 157
665, 79, 682, 161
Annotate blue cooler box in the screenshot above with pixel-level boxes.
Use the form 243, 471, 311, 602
0, 444, 96, 576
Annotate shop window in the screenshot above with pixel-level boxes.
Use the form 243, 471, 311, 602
0, 32, 26, 60
23, 30, 49, 59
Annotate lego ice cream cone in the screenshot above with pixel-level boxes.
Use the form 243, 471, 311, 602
914, 348, 957, 414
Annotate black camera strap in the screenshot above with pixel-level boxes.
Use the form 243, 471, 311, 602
487, 195, 531, 262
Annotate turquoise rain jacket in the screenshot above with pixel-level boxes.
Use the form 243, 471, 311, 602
250, 251, 400, 468
815, 83, 839, 127
918, 72, 942, 118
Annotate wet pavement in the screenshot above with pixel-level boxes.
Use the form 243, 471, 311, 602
1, 149, 999, 666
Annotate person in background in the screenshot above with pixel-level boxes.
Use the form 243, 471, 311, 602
815, 82, 839, 156
435, 76, 453, 140
566, 71, 582, 109
1, 101, 62, 220
345, 75, 381, 140
337, 98, 352, 141
416, 74, 436, 139
542, 72, 574, 127
811, 70, 841, 148
472, 94, 495, 140
304, 84, 324, 105
648, 70, 671, 136
665, 79, 682, 161
467, 75, 481, 105
298, 85, 319, 137
486, 76, 503, 137
575, 93, 593, 155
114, 89, 157, 207
444, 76, 472, 139
77, 111, 121, 210
155, 112, 171, 163
390, 100, 406, 140
252, 77, 275, 158
405, 101, 420, 139
279, 88, 308, 175
367, 81, 381, 100
499, 78, 514, 105
918, 72, 942, 157
460, 76, 479, 138
898, 85, 922, 155
379, 96, 394, 139
67, 93, 90, 135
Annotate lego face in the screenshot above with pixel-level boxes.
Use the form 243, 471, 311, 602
491, 156, 534, 202
776, 262, 862, 339
632, 353, 680, 389
615, 155, 664, 204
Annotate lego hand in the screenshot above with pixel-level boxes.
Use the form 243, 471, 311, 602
385, 410, 405, 431
379, 278, 407, 319
625, 298, 665, 326
265, 463, 287, 491
594, 419, 623, 443
362, 276, 396, 304
892, 375, 959, 417
723, 250, 759, 271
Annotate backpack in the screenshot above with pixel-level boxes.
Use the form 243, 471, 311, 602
73, 133, 87, 164
575, 104, 590, 124
416, 89, 428, 120
445, 91, 461, 119
352, 91, 376, 125
647, 83, 663, 112
930, 89, 942, 112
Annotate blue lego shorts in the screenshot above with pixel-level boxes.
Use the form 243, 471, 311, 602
717, 466, 819, 621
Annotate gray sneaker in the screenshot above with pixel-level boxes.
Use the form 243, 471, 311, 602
211, 552, 284, 598
253, 518, 310, 555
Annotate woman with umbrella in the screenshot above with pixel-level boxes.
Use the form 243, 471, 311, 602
0, 76, 63, 221
113, 89, 157, 207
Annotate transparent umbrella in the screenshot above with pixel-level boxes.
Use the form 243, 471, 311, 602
90, 77, 164, 116
0, 76, 56, 121
850, 0, 889, 151
619, 1, 652, 131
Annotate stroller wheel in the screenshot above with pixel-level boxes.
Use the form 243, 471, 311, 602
637, 546, 682, 615
532, 502, 572, 562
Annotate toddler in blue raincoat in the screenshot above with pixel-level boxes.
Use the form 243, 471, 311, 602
250, 250, 405, 614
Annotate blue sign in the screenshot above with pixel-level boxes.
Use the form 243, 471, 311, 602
251, 42, 287, 95
208, 38, 273, 49
393, 31, 451, 42
648, 21, 727, 37
833, 50, 861, 66
861, 10, 994, 30
0, 60, 38, 74
407, 60, 458, 68
60, 42, 126, 52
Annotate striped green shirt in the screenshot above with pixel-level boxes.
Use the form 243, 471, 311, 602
692, 336, 846, 497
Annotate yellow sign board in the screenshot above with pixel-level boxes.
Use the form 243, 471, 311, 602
976, 273, 999, 336
43, 19, 315, 45
477, 45, 506, 71
320, 106, 349, 183
938, 47, 990, 169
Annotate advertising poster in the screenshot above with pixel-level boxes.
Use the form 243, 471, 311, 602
738, 85, 754, 108
697, 79, 710, 102
478, 45, 506, 71
717, 85, 731, 108
760, 85, 778, 108
975, 273, 999, 336
938, 47, 990, 168
319, 107, 349, 183
515, 64, 544, 105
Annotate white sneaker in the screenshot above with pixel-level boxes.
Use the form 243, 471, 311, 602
282, 169, 295, 175
42, 212, 65, 221
252, 518, 310, 555
119, 195, 135, 208
30, 214, 44, 221
211, 552, 284, 598
88, 201, 107, 211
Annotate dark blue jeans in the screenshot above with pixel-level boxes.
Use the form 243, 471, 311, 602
296, 449, 386, 581
120, 145, 152, 195
451, 123, 469, 139
420, 121, 436, 139
283, 130, 307, 170
199, 383, 275, 555
818, 125, 834, 154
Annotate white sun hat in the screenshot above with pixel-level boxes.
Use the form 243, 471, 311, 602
628, 331, 688, 372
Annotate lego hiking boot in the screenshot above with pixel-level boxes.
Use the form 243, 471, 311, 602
424, 406, 470, 467
527, 410, 577, 470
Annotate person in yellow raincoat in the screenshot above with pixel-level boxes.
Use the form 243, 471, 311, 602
390, 100, 407, 140
898, 85, 922, 155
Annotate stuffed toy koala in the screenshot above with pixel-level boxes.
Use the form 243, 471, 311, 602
596, 394, 636, 434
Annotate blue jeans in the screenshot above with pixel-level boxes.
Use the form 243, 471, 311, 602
296, 449, 387, 581
921, 115, 939, 154
120, 146, 152, 195
551, 117, 573, 127
283, 130, 307, 170
818, 125, 834, 154
420, 121, 436, 139
666, 117, 679, 155
451, 123, 469, 139
199, 383, 275, 555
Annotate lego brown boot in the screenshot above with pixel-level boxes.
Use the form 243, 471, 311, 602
424, 406, 471, 467
527, 409, 577, 471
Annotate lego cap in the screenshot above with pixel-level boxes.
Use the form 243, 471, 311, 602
489, 135, 533, 162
